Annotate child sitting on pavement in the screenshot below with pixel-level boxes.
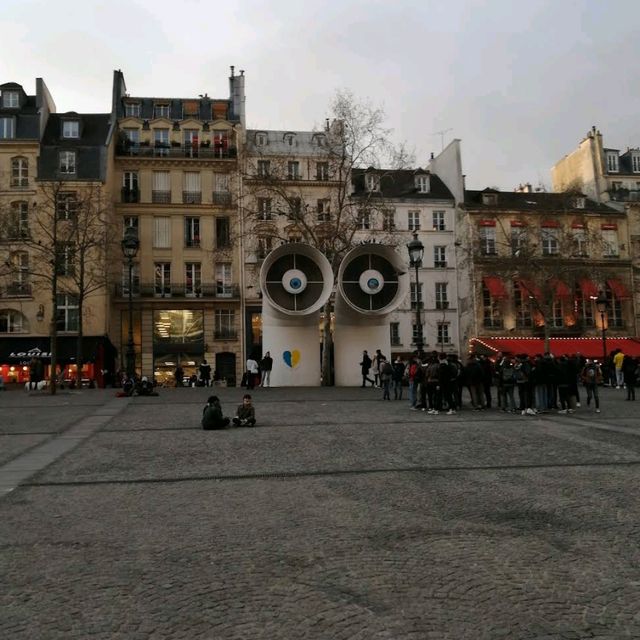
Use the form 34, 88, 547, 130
201, 395, 230, 430
232, 394, 257, 427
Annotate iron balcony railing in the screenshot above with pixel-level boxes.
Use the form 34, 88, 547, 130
114, 283, 240, 299
182, 191, 202, 204
121, 188, 139, 203
212, 192, 232, 206
152, 190, 171, 204
116, 144, 237, 160
214, 330, 238, 340
2, 283, 32, 297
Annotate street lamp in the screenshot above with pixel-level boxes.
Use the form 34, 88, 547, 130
121, 226, 140, 379
595, 291, 608, 364
407, 232, 425, 359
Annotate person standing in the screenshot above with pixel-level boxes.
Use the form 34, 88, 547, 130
174, 364, 184, 387
392, 356, 405, 401
360, 350, 374, 388
246, 356, 259, 390
380, 357, 393, 400
623, 355, 637, 401
372, 349, 385, 388
613, 349, 625, 389
199, 359, 212, 387
581, 359, 602, 413
260, 351, 273, 387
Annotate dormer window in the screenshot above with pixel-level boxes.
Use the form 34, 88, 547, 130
284, 133, 295, 146
606, 151, 619, 173
482, 193, 498, 206
2, 91, 19, 108
366, 173, 380, 192
572, 196, 586, 209
62, 120, 79, 139
415, 175, 430, 193
255, 132, 266, 146
154, 103, 170, 119
124, 102, 141, 118
0, 117, 15, 139
314, 134, 326, 147
632, 153, 640, 173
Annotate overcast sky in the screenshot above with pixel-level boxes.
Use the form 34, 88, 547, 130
3, 0, 640, 190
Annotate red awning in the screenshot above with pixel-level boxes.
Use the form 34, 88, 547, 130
483, 276, 508, 299
579, 279, 599, 298
471, 337, 640, 359
550, 278, 571, 298
519, 279, 542, 300
607, 279, 631, 300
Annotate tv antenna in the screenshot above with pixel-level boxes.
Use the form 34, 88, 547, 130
431, 128, 453, 151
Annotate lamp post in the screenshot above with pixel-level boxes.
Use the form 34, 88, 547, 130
121, 226, 140, 379
407, 232, 425, 359
595, 291, 608, 365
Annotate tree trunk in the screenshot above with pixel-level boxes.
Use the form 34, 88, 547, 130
543, 322, 551, 354
76, 299, 84, 391
49, 301, 57, 396
321, 301, 333, 386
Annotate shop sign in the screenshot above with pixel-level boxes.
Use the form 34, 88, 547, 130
8, 347, 52, 362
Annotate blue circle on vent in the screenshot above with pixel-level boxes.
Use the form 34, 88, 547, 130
367, 278, 379, 289
289, 277, 303, 290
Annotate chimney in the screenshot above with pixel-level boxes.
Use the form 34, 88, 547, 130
229, 66, 245, 127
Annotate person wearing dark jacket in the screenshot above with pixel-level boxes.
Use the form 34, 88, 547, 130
392, 357, 405, 400
201, 396, 230, 430
479, 355, 493, 408
465, 354, 485, 410
360, 350, 374, 388
232, 394, 257, 427
622, 355, 637, 401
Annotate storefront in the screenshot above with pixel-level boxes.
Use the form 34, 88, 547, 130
0, 336, 117, 387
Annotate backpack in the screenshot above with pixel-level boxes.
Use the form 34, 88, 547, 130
514, 365, 528, 383
501, 367, 515, 383
585, 367, 596, 381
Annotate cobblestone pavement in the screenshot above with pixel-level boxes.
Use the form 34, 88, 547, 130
1, 385, 640, 639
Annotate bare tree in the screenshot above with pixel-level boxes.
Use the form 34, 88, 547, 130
242, 90, 409, 384
0, 181, 113, 393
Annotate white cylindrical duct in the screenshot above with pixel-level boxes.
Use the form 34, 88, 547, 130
334, 245, 409, 386
259, 243, 333, 386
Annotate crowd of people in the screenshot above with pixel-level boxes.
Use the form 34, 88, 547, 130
361, 348, 640, 415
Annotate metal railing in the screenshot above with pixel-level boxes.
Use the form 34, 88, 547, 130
114, 283, 240, 299
152, 190, 171, 204
2, 283, 32, 297
121, 188, 139, 203
212, 192, 232, 206
116, 144, 237, 160
182, 191, 202, 204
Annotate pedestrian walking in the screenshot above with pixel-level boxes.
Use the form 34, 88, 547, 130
199, 360, 212, 387
623, 355, 637, 401
581, 359, 602, 413
360, 350, 375, 388
246, 356, 259, 390
174, 365, 184, 387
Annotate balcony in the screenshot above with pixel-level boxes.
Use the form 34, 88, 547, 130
183, 191, 202, 204
116, 144, 237, 160
152, 190, 171, 204
10, 178, 29, 189
2, 283, 32, 298
434, 261, 447, 268
121, 188, 139, 203
214, 330, 238, 340
212, 191, 232, 206
114, 283, 240, 299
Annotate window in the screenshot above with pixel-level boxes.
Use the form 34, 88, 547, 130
435, 283, 448, 309
122, 171, 139, 202
479, 227, 496, 255
314, 134, 326, 147
382, 209, 395, 231
257, 160, 270, 178
154, 103, 170, 119
62, 121, 79, 138
121, 263, 140, 296
633, 154, 640, 173
212, 132, 229, 158
154, 262, 171, 296
571, 228, 588, 257
482, 284, 503, 329
284, 133, 295, 146
255, 133, 266, 146
8, 202, 29, 239
183, 172, 201, 203
59, 151, 76, 174
606, 287, 623, 328
416, 175, 429, 193
511, 226, 527, 256
257, 197, 272, 220
437, 322, 450, 345
390, 322, 400, 346
2, 91, 19, 108
184, 217, 200, 248
433, 246, 447, 268
316, 162, 329, 181
55, 242, 75, 276
56, 192, 77, 221
287, 161, 300, 180
0, 309, 26, 333
153, 216, 171, 248
357, 209, 370, 230
606, 152, 619, 173
552, 299, 564, 328
154, 128, 170, 155
541, 227, 559, 256
482, 193, 498, 206
412, 323, 423, 345
602, 229, 619, 257
408, 210, 421, 231
9, 251, 29, 295
183, 129, 199, 157
432, 211, 446, 231
185, 262, 201, 296
216, 217, 230, 248
152, 171, 171, 203
216, 263, 233, 297
288, 197, 302, 220
572, 197, 586, 209
514, 281, 532, 328
123, 128, 140, 146
124, 103, 141, 117
410, 282, 423, 310
576, 285, 594, 328
257, 236, 272, 259
365, 173, 380, 192
214, 309, 236, 339
11, 157, 28, 187
56, 294, 79, 332
317, 199, 331, 222
0, 117, 15, 139
213, 173, 231, 205
123, 216, 139, 238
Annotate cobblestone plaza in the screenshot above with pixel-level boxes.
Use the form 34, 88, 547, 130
1, 386, 639, 639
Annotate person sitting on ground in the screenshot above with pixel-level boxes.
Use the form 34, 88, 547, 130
201, 395, 230, 430
232, 394, 257, 427
137, 376, 158, 396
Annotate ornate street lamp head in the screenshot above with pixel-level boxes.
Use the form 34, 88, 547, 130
595, 291, 608, 315
407, 232, 424, 267
121, 226, 140, 259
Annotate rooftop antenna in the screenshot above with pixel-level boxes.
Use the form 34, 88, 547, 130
431, 128, 453, 151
